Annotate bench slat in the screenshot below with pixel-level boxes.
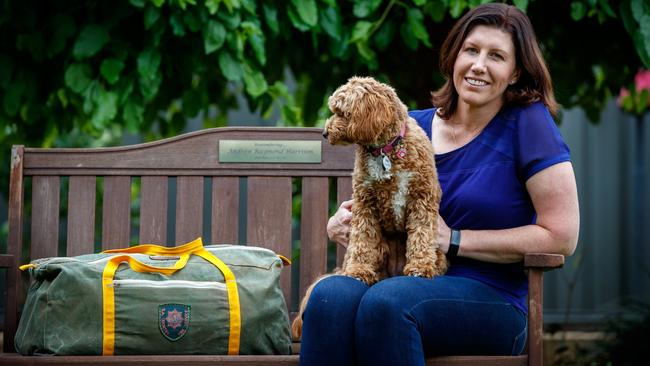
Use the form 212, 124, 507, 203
211, 177, 239, 244
175, 176, 204, 245
102, 176, 131, 250
335, 176, 352, 267
247, 177, 292, 306
31, 176, 60, 259
140, 176, 168, 245
67, 176, 96, 256
298, 177, 329, 299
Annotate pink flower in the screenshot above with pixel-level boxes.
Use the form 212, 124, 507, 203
618, 87, 630, 107
635, 69, 650, 92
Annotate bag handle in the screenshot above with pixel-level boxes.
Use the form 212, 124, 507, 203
101, 238, 241, 356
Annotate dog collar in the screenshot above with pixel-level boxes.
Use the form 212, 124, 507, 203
368, 123, 407, 157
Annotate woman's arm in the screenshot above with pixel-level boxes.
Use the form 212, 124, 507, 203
439, 161, 580, 263
327, 199, 354, 248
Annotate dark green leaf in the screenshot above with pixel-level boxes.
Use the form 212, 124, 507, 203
123, 100, 144, 133
223, 0, 241, 13
407, 9, 431, 47
449, 0, 467, 18
350, 21, 373, 43
355, 41, 376, 61
571, 2, 586, 21
240, 0, 256, 14
631, 0, 647, 23
287, 5, 311, 32
137, 48, 161, 79
320, 6, 342, 40
183, 11, 201, 32
641, 14, 650, 63
217, 9, 242, 29
170, 12, 186, 36
218, 51, 244, 81
263, 4, 279, 34
598, 0, 616, 18
423, 0, 447, 22
373, 20, 395, 50
91, 89, 118, 129
513, 0, 528, 13
291, 0, 318, 27
151, 0, 165, 7
204, 20, 226, 54
205, 0, 221, 14
139, 71, 162, 102
64, 63, 93, 94
413, 0, 427, 5
144, 6, 161, 29
400, 23, 418, 50
353, 0, 382, 18
129, 0, 146, 8
243, 65, 268, 97
100, 59, 125, 85
248, 33, 266, 65
73, 25, 110, 59
330, 30, 350, 58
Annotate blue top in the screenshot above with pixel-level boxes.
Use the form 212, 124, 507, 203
408, 102, 570, 314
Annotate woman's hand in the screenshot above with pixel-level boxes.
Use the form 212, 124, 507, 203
436, 214, 452, 255
327, 200, 353, 248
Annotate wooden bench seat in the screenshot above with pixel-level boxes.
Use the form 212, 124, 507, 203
1, 127, 564, 366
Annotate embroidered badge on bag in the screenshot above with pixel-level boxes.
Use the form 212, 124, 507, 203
159, 304, 191, 341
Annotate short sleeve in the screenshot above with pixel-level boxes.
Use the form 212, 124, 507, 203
516, 102, 571, 181
408, 109, 436, 140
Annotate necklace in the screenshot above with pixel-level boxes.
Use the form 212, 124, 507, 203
445, 119, 484, 144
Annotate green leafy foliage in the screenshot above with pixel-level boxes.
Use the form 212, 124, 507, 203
0, 0, 648, 200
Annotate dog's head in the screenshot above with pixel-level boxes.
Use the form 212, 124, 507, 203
323, 76, 408, 147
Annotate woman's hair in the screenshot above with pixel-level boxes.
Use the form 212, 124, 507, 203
431, 3, 557, 119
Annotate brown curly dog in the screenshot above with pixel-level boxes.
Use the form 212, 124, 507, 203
292, 76, 447, 340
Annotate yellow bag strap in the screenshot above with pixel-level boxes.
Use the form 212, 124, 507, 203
101, 238, 241, 356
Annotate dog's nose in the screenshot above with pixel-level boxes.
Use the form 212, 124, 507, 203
322, 130, 329, 139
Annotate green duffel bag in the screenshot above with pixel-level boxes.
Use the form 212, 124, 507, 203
15, 237, 292, 356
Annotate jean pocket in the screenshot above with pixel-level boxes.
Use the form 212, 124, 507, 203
510, 323, 527, 356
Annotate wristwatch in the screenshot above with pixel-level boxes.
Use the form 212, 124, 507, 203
447, 229, 460, 259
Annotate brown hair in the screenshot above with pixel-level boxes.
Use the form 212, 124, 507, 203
431, 3, 557, 119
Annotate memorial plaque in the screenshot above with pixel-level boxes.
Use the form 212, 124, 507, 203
219, 140, 322, 163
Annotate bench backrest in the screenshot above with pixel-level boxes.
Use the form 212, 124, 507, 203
5, 127, 354, 352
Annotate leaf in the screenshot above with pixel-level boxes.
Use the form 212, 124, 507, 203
406, 8, 431, 47
223, 0, 241, 13
641, 14, 650, 64
170, 12, 186, 36
243, 65, 268, 97
353, 0, 382, 18
350, 21, 373, 43
218, 51, 244, 81
423, 0, 447, 22
287, 6, 311, 32
449, 0, 467, 19
240, 0, 256, 14
204, 20, 226, 54
217, 9, 242, 29
73, 25, 110, 59
355, 41, 376, 61
139, 71, 162, 102
91, 89, 118, 129
123, 100, 144, 133
0, 54, 13, 88
144, 5, 161, 29
183, 11, 201, 32
631, 0, 647, 23
571, 2, 586, 21
320, 6, 342, 40
413, 0, 427, 5
373, 20, 395, 50
137, 48, 161, 79
129, 0, 146, 8
248, 33, 266, 65
263, 4, 279, 34
206, 0, 221, 14
64, 63, 93, 94
151, 0, 165, 7
291, 0, 318, 27
100, 59, 125, 85
400, 23, 419, 50
513, 0, 529, 13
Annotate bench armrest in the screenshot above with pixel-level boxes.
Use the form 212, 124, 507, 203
523, 253, 564, 271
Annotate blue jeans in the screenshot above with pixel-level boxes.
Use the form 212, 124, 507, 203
299, 275, 527, 366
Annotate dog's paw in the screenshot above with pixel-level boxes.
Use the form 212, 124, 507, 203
341, 265, 379, 285
403, 263, 435, 279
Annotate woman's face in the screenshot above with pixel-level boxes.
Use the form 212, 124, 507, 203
453, 25, 519, 112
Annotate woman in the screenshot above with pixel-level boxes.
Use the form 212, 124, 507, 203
299, 3, 579, 366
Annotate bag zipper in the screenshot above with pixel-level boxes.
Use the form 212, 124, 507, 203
111, 279, 227, 290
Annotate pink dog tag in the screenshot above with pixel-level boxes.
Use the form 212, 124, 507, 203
396, 148, 406, 159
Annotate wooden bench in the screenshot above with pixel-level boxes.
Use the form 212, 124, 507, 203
1, 127, 564, 365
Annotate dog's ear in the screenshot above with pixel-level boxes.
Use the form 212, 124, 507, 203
347, 88, 395, 146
